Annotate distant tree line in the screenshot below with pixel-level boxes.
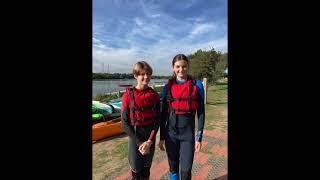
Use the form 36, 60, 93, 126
93, 73, 133, 80
92, 73, 171, 80
93, 48, 227, 83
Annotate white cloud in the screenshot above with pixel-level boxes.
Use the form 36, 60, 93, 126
94, 43, 109, 50
184, 0, 197, 9
134, 17, 144, 26
199, 36, 228, 52
185, 17, 205, 22
150, 14, 160, 18
92, 0, 227, 75
189, 23, 216, 38
93, 27, 227, 75
139, 0, 161, 18
93, 36, 113, 50
93, 47, 140, 73
130, 35, 227, 75
93, 37, 101, 44
127, 16, 173, 42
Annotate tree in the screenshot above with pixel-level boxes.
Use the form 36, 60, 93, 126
187, 48, 227, 83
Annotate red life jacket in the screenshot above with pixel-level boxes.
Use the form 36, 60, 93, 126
127, 87, 158, 126
166, 78, 199, 114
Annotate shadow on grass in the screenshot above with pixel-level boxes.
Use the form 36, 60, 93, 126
215, 82, 228, 85
93, 133, 128, 144
207, 101, 227, 105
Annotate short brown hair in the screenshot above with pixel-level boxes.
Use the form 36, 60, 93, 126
133, 61, 153, 76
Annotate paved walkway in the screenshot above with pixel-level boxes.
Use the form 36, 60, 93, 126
113, 129, 228, 180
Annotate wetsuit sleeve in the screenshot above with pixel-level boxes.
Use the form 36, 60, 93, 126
121, 91, 144, 146
160, 84, 168, 140
147, 92, 161, 142
195, 80, 205, 142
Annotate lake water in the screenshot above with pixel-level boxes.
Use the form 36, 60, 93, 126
92, 79, 168, 98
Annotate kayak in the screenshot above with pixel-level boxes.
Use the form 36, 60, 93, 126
92, 116, 124, 141
92, 99, 125, 141
92, 101, 113, 115
109, 98, 122, 109
92, 100, 121, 123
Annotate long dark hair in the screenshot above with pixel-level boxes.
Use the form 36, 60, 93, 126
171, 54, 192, 80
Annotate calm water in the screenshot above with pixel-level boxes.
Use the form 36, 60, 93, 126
92, 79, 167, 98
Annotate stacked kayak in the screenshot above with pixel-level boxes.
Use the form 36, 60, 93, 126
109, 98, 122, 109
92, 101, 121, 123
92, 100, 124, 141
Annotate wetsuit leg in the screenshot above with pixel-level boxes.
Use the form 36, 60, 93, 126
165, 131, 180, 179
179, 139, 195, 180
141, 142, 155, 180
128, 137, 143, 179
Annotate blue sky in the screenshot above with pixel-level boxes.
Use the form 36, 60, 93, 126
93, 0, 227, 75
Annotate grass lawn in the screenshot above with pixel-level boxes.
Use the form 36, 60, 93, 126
202, 84, 228, 133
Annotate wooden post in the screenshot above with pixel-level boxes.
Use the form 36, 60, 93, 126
203, 78, 207, 104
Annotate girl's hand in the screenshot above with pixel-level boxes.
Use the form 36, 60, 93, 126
139, 141, 152, 155
195, 141, 202, 152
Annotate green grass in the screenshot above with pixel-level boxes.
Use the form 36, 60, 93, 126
202, 84, 228, 133
153, 86, 164, 93
196, 84, 228, 130
205, 125, 215, 131
94, 93, 122, 103
206, 84, 227, 106
93, 148, 115, 170
111, 141, 128, 160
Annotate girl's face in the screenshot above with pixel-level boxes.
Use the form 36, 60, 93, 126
134, 70, 151, 86
173, 60, 188, 79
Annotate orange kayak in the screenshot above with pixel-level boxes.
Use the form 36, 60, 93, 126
92, 117, 124, 141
